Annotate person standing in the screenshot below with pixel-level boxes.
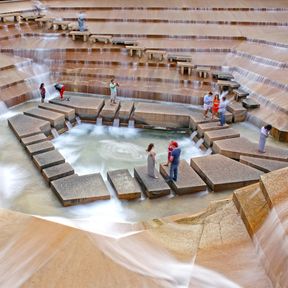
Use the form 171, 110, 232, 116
146, 143, 158, 179
78, 11, 86, 32
110, 78, 119, 105
258, 124, 272, 153
203, 91, 213, 119
218, 96, 228, 126
169, 142, 181, 182
163, 140, 174, 166
54, 83, 65, 101
212, 94, 220, 119
39, 83, 45, 103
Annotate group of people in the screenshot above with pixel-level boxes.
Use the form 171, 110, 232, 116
203, 91, 229, 126
146, 141, 181, 182
39, 83, 66, 103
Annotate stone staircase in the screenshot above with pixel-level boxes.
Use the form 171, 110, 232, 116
233, 167, 288, 288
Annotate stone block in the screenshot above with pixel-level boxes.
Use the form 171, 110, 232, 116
189, 114, 218, 130
134, 102, 191, 128
33, 150, 65, 171
190, 154, 263, 192
50, 96, 104, 120
39, 103, 75, 121
213, 137, 288, 162
107, 169, 141, 200
100, 100, 120, 121
227, 101, 247, 122
225, 111, 233, 123
204, 128, 240, 147
240, 156, 288, 173
21, 133, 48, 146
134, 166, 170, 198
159, 160, 206, 194
260, 167, 288, 208
51, 173, 110, 206
242, 98, 260, 109
197, 122, 229, 137
233, 183, 269, 237
26, 141, 54, 156
24, 108, 65, 130
8, 114, 51, 139
119, 101, 134, 122
42, 162, 74, 183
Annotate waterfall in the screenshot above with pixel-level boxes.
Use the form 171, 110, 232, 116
96, 117, 103, 126
65, 121, 73, 130
128, 120, 135, 128
0, 101, 9, 116
205, 148, 213, 155
195, 138, 204, 148
113, 118, 120, 127
190, 131, 198, 140
76, 116, 81, 125
51, 128, 59, 138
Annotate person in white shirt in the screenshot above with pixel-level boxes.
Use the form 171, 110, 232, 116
218, 96, 229, 126
258, 124, 272, 153
203, 91, 213, 118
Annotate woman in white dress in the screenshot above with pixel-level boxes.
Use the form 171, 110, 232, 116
258, 124, 272, 153
146, 143, 158, 179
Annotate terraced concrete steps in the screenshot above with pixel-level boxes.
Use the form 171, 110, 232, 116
190, 154, 263, 191
213, 137, 288, 162
204, 128, 240, 146
21, 133, 48, 146
32, 150, 65, 170
189, 113, 218, 130
100, 99, 120, 121
8, 114, 51, 139
197, 122, 229, 137
26, 141, 54, 156
50, 96, 104, 120
134, 165, 170, 198
51, 173, 110, 206
159, 160, 206, 194
24, 107, 65, 130
107, 169, 142, 200
118, 101, 134, 122
42, 162, 75, 183
240, 155, 288, 173
38, 102, 76, 121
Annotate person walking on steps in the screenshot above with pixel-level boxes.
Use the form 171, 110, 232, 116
218, 96, 228, 126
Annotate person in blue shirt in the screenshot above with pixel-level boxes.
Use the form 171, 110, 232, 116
169, 141, 181, 182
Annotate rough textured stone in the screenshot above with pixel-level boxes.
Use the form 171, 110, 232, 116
227, 101, 247, 122
224, 111, 233, 123
42, 163, 74, 183
190, 154, 263, 191
233, 183, 269, 237
159, 160, 206, 194
51, 173, 110, 206
213, 137, 288, 162
134, 166, 170, 198
204, 128, 240, 146
107, 169, 142, 200
240, 156, 288, 173
21, 133, 48, 146
26, 141, 54, 156
242, 98, 260, 109
100, 100, 120, 121
260, 167, 288, 208
8, 114, 51, 139
197, 122, 229, 137
189, 114, 218, 130
119, 101, 134, 122
24, 108, 65, 130
39, 103, 75, 121
134, 102, 191, 128
32, 150, 65, 171
50, 96, 104, 120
